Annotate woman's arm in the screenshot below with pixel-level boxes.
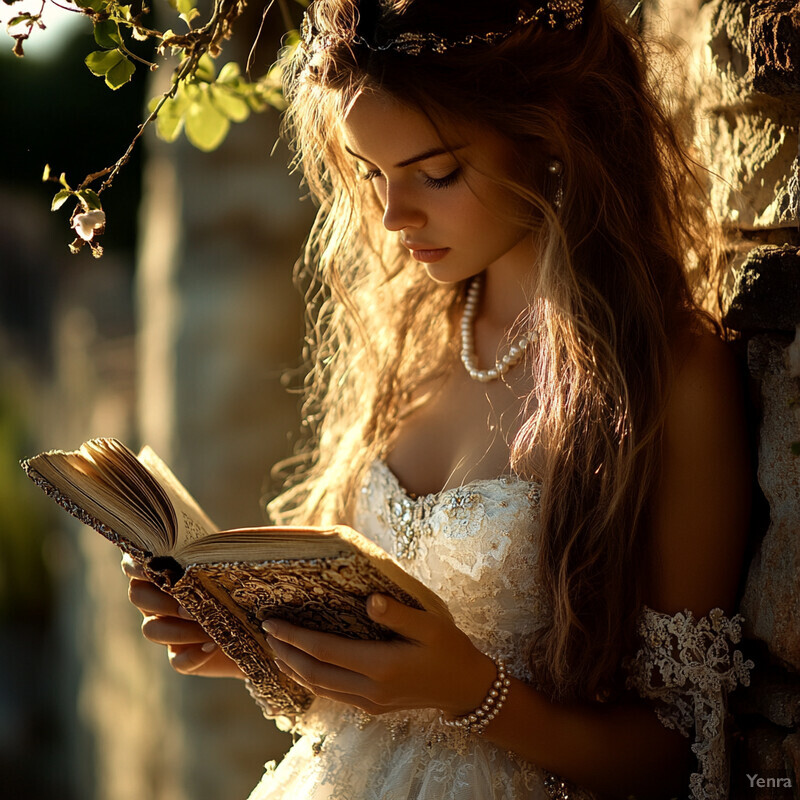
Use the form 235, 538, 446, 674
263, 331, 751, 798
473, 332, 752, 795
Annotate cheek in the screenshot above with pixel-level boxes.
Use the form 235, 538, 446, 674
456, 197, 519, 246
455, 173, 518, 230
447, 191, 495, 237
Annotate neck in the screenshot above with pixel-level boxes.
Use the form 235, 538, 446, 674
480, 234, 538, 332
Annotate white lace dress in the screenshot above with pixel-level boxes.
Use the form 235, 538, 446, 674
246, 461, 753, 800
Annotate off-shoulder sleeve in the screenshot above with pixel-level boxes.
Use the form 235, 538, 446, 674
624, 606, 754, 800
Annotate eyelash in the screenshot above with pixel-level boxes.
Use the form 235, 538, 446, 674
424, 169, 461, 189
359, 168, 462, 190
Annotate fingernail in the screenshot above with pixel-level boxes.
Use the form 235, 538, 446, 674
262, 620, 277, 635
370, 594, 387, 615
177, 606, 193, 619
200, 642, 217, 653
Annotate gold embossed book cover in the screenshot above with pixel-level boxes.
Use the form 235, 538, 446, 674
21, 438, 450, 714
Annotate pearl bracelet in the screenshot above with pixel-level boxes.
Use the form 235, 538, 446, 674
439, 655, 511, 736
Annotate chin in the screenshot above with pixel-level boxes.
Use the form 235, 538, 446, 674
423, 262, 480, 285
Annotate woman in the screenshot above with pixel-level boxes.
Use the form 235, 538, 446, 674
125, 0, 753, 796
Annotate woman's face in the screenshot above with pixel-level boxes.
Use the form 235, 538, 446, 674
340, 90, 536, 285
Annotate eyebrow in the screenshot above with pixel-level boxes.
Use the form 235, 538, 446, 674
344, 144, 466, 168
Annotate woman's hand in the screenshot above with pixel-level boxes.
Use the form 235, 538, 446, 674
261, 593, 497, 717
121, 554, 244, 680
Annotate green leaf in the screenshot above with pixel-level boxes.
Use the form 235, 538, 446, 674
152, 88, 191, 142
105, 53, 135, 89
77, 189, 103, 211
194, 53, 216, 83
85, 48, 124, 76
210, 87, 250, 122
175, 0, 199, 25
42, 163, 51, 181
74, 0, 107, 11
7, 13, 33, 27
51, 189, 72, 211
180, 7, 199, 26
94, 18, 123, 49
184, 88, 229, 152
217, 62, 240, 84
58, 172, 71, 190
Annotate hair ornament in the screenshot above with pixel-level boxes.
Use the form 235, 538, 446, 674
300, 1, 583, 59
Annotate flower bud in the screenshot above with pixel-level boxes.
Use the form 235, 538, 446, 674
72, 209, 106, 241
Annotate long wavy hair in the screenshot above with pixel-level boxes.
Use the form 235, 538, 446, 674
268, 0, 724, 703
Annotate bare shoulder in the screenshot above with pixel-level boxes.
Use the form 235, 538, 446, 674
645, 329, 751, 618
667, 329, 742, 424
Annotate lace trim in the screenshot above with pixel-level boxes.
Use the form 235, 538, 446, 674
625, 606, 754, 800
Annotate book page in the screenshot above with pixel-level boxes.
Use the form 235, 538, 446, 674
137, 447, 219, 548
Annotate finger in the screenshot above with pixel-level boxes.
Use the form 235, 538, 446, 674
141, 615, 212, 646
129, 579, 183, 617
167, 643, 218, 675
365, 594, 431, 642
121, 554, 147, 580
262, 619, 382, 673
266, 634, 374, 698
273, 658, 384, 715
273, 657, 312, 690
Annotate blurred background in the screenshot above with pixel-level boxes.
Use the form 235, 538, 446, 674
0, 2, 314, 797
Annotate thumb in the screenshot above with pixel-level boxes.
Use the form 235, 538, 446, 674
366, 593, 429, 641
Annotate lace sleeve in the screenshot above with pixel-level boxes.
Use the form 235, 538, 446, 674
244, 679, 300, 733
624, 606, 754, 800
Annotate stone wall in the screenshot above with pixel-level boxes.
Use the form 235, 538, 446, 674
673, 0, 800, 792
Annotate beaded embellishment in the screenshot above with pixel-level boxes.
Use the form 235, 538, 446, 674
543, 773, 574, 799
384, 481, 488, 559
300, 1, 583, 60
385, 489, 434, 560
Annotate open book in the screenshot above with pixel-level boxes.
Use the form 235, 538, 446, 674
21, 438, 450, 715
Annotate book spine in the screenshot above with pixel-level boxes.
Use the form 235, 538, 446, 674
169, 573, 313, 716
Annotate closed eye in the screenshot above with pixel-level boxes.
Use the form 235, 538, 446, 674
424, 168, 461, 189
358, 166, 461, 189
359, 168, 383, 182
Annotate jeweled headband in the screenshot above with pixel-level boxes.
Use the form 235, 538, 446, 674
300, 1, 584, 59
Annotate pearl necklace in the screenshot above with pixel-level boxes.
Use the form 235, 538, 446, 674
460, 275, 534, 383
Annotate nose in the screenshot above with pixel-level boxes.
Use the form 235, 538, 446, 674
381, 182, 426, 232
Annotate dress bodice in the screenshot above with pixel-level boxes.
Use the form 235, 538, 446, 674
248, 460, 752, 800
354, 461, 547, 681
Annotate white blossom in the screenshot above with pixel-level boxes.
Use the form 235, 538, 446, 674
72, 210, 106, 241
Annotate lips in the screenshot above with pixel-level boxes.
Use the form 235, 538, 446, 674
402, 241, 451, 263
